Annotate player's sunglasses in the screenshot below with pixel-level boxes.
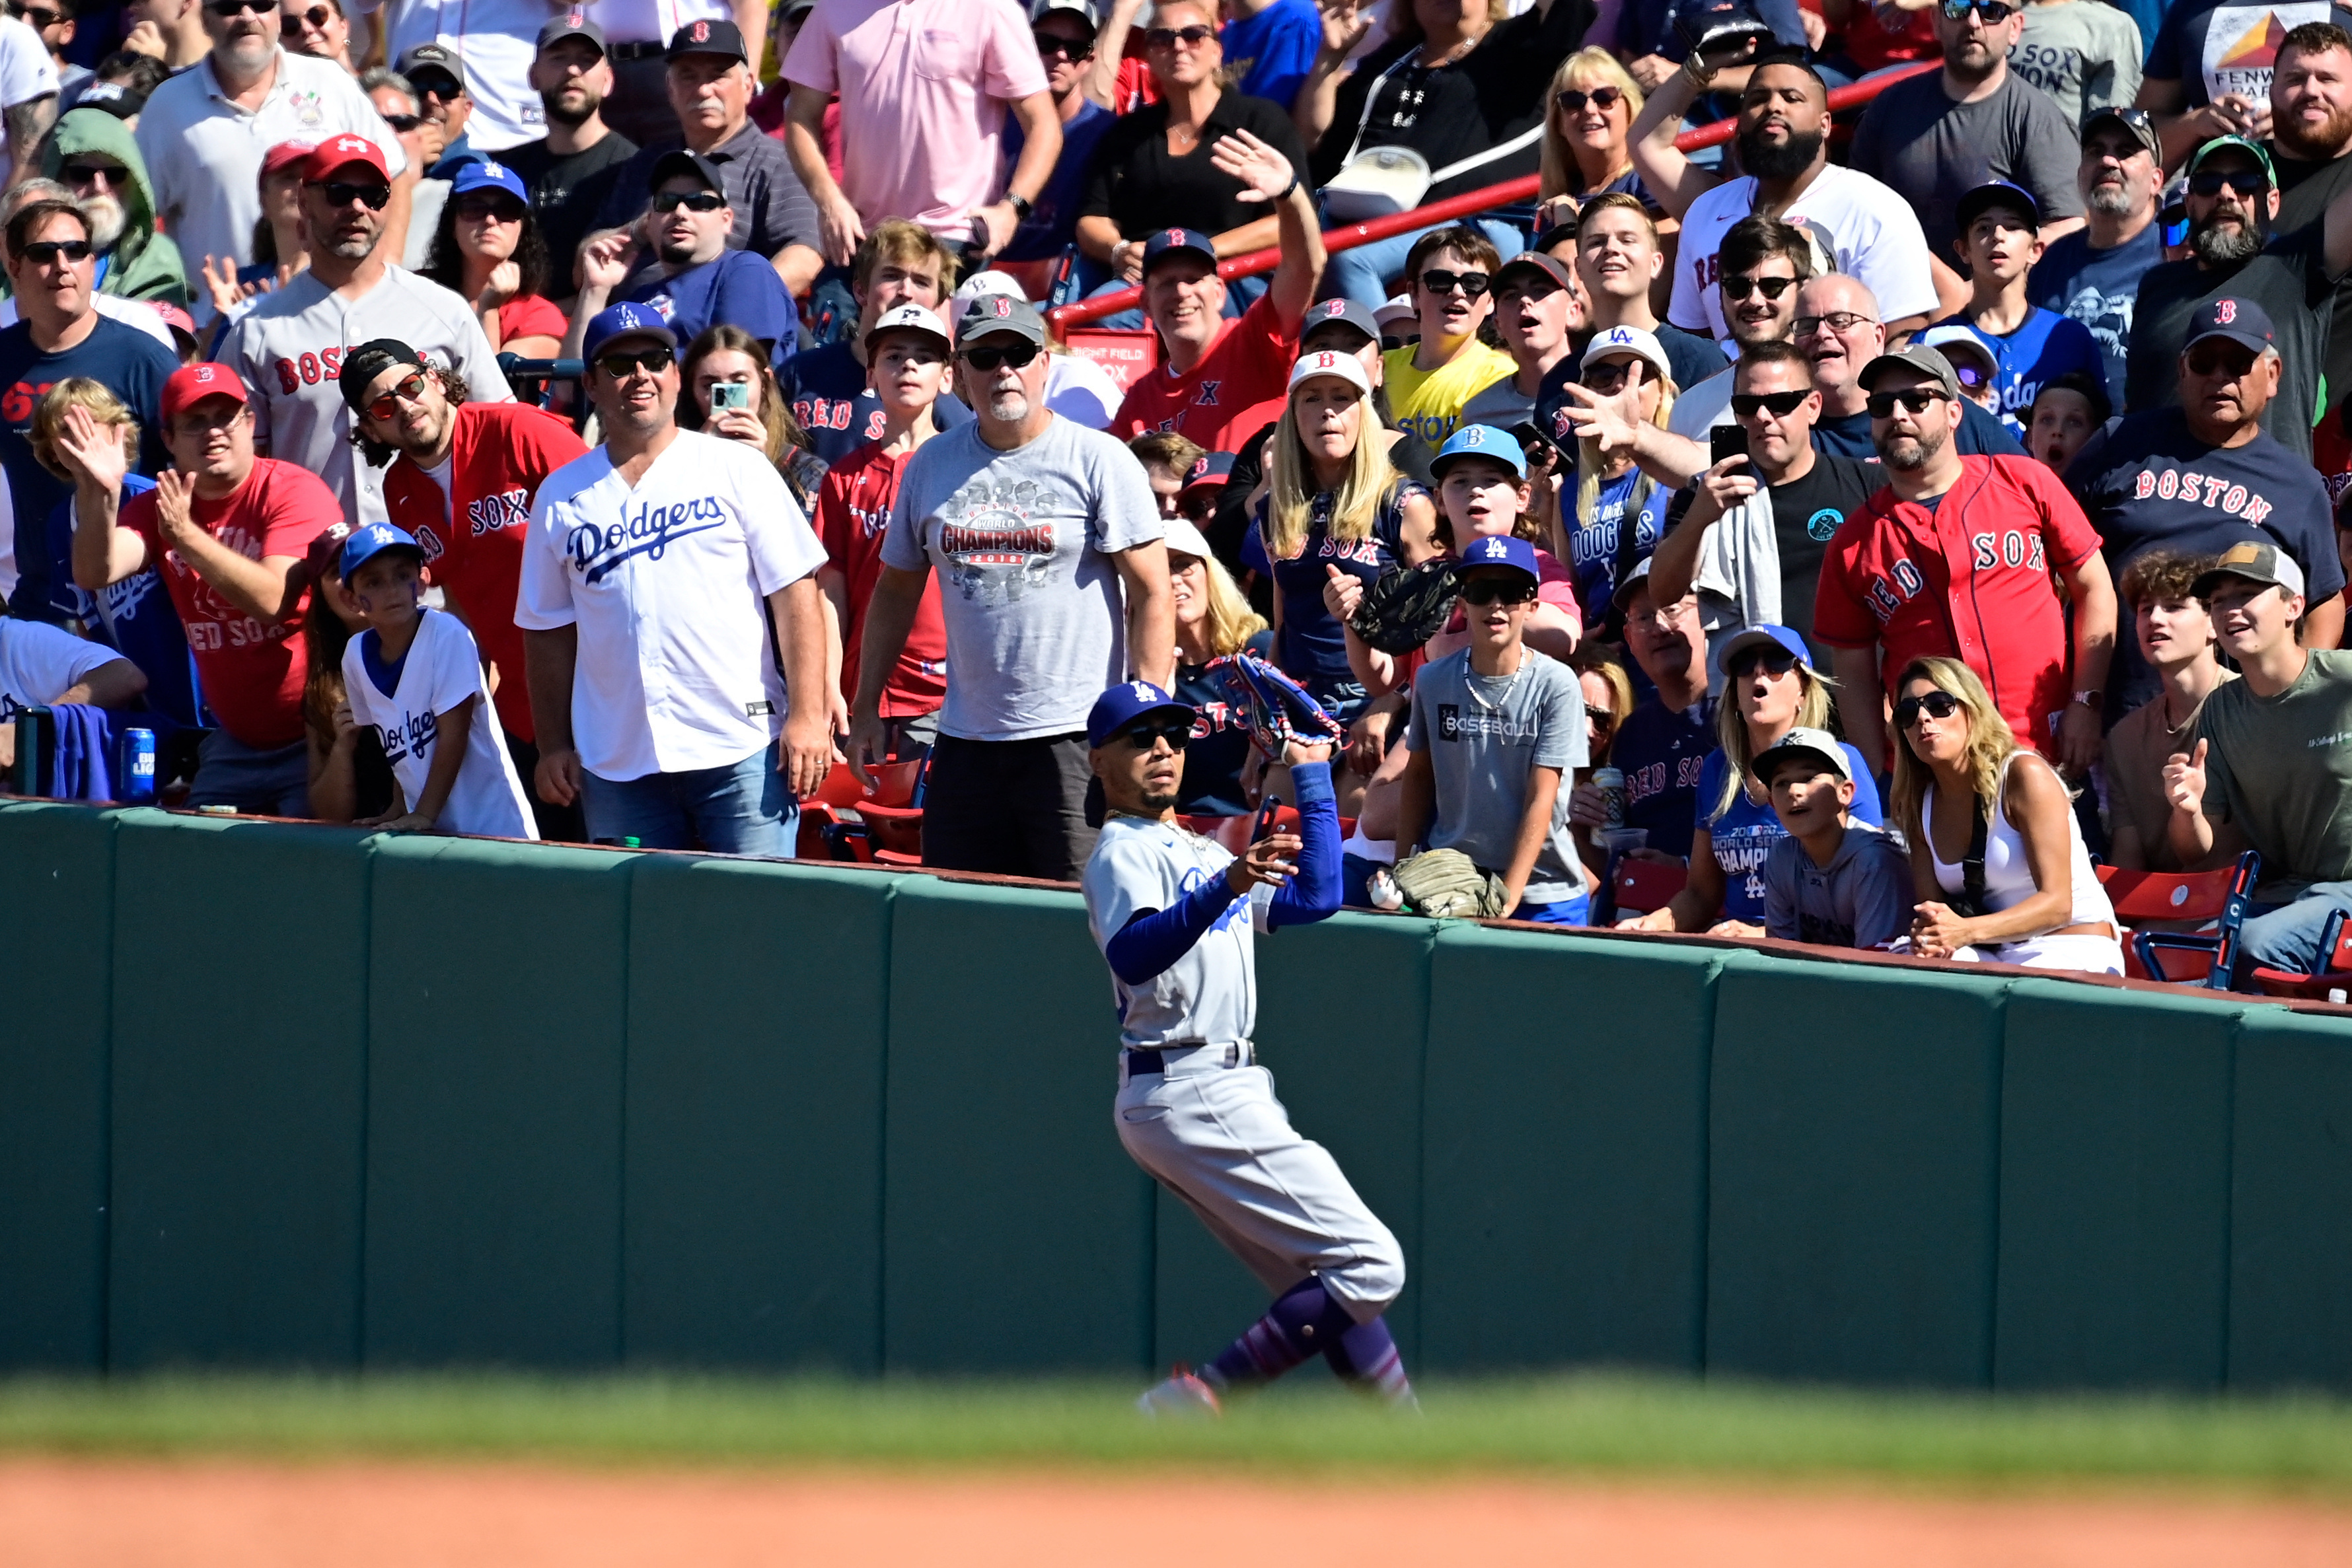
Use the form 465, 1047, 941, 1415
1866, 386, 1952, 417
960, 341, 1042, 371
1794, 311, 1875, 338
1721, 273, 1796, 301
1554, 86, 1625, 115
1730, 646, 1801, 678
1033, 30, 1092, 60
1117, 719, 1194, 750
2186, 343, 2260, 377
1938, 0, 2015, 21
1419, 268, 1490, 299
1894, 689, 1964, 729
19, 238, 90, 266
310, 179, 390, 211
2187, 168, 2268, 197
282, 5, 334, 28
1458, 576, 1538, 606
596, 346, 673, 378
1144, 23, 1213, 48
651, 190, 726, 213
1731, 389, 1810, 420
364, 373, 429, 422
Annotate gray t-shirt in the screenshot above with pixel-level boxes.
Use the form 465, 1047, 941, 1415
1405, 646, 1588, 902
1761, 821, 1915, 949
882, 413, 1163, 741
1456, 373, 1537, 433
2010, 1, 2144, 131
1850, 69, 2088, 264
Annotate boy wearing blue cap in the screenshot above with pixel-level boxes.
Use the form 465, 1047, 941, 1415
1396, 532, 1589, 923
1422, 422, 1581, 659
338, 521, 536, 839
1936, 182, 2105, 437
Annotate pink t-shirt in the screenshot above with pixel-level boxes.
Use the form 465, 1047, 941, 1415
782, 0, 1047, 236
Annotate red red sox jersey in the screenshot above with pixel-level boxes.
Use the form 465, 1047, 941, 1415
381, 402, 590, 744
1814, 454, 2102, 753
1111, 288, 1294, 447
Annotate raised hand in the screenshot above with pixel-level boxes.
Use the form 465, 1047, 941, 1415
479, 259, 521, 310
577, 231, 634, 295
1210, 128, 1297, 202
54, 402, 129, 491
1317, 0, 1371, 57
200, 254, 253, 318
2163, 738, 2209, 820
1227, 829, 1304, 894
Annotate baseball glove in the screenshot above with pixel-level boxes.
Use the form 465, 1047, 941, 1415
1350, 559, 1459, 654
1202, 649, 1345, 760
1391, 848, 1510, 919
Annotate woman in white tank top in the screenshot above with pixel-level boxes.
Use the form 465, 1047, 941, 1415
1888, 656, 2123, 976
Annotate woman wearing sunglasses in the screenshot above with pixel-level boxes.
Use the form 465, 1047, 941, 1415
1890, 655, 2123, 974
1622, 624, 1882, 937
420, 161, 563, 361
1535, 49, 1658, 238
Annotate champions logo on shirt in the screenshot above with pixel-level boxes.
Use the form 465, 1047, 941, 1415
566, 493, 731, 584
935, 477, 1064, 603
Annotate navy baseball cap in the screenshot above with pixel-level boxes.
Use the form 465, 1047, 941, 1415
1141, 227, 1218, 275
1181, 450, 1235, 492
451, 159, 527, 203
1456, 534, 1540, 588
340, 521, 425, 581
1953, 179, 2041, 236
667, 17, 747, 61
1298, 296, 1380, 349
2186, 296, 2276, 355
1716, 622, 1812, 676
583, 301, 677, 360
648, 148, 725, 196
1430, 423, 1528, 481
1087, 680, 1196, 748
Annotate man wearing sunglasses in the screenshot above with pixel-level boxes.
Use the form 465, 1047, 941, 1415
2031, 106, 2167, 408
517, 302, 832, 855
568, 150, 795, 369
135, 0, 408, 326
853, 292, 1171, 880
219, 135, 514, 527
991, 1, 1115, 276
1816, 343, 2115, 781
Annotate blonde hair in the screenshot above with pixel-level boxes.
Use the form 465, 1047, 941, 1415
1570, 642, 1635, 764
1709, 658, 1837, 822
1575, 364, 1675, 526
1888, 656, 2020, 847
1266, 379, 1399, 561
30, 377, 133, 482
1540, 49, 1645, 201
1181, 548, 1268, 659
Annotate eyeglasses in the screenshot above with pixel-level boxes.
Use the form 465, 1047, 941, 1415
1583, 358, 1642, 392
595, 345, 673, 378
18, 5, 60, 27
1554, 86, 1625, 115
2188, 168, 2269, 197
1144, 23, 1213, 48
311, 180, 390, 210
1794, 310, 1875, 338
19, 238, 91, 266
651, 189, 726, 214
281, 5, 334, 28
1893, 689, 1963, 729
57, 161, 126, 189
960, 340, 1041, 371
1721, 273, 1796, 302
1731, 647, 1800, 678
380, 112, 422, 133
1419, 267, 1491, 298
1866, 386, 1952, 417
364, 372, 429, 421
412, 76, 464, 102
1118, 719, 1194, 750
2186, 343, 2260, 377
1033, 30, 1092, 60
1938, 0, 2016, 22
204, 0, 269, 15
1459, 577, 1538, 605
1731, 389, 1810, 420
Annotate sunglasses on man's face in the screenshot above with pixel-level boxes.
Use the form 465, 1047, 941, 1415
1555, 86, 1625, 115
651, 189, 726, 214
1118, 719, 1194, 750
1721, 273, 1796, 302
1033, 30, 1092, 60
2186, 343, 2260, 378
365, 372, 428, 423
1420, 267, 1490, 299
312, 180, 390, 211
1894, 689, 1964, 729
380, 111, 422, 133
58, 161, 126, 190
1144, 23, 1212, 48
1939, 0, 2015, 22
1731, 389, 1810, 421
205, 0, 269, 15
1459, 576, 1537, 606
18, 5, 60, 28
1866, 386, 1952, 417
2188, 168, 2268, 198
282, 5, 333, 28
596, 346, 673, 378
961, 340, 1041, 372
19, 238, 91, 266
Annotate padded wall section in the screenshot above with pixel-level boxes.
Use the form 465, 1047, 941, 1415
2229, 1005, 2352, 1390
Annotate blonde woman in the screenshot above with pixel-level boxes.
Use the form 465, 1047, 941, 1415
1535, 49, 1656, 234
1563, 326, 1676, 623
1891, 657, 2123, 975
1625, 625, 1882, 936
1167, 514, 1274, 838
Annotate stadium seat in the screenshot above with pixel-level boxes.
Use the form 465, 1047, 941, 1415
824, 756, 930, 866
797, 760, 871, 861
2094, 853, 2260, 990
2248, 906, 2352, 999
1612, 857, 1688, 919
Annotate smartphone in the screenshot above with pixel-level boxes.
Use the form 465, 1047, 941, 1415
1710, 422, 1749, 467
1677, 14, 1773, 64
1508, 420, 1557, 468
709, 381, 751, 411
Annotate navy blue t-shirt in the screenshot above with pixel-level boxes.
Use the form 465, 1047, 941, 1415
40, 474, 207, 735
773, 339, 974, 466
1699, 740, 1883, 920
1248, 479, 1426, 693
1611, 694, 1716, 855
1812, 398, 2026, 460
999, 97, 1117, 262
0, 316, 176, 622
623, 248, 799, 365
1175, 626, 1276, 816
2030, 222, 2163, 406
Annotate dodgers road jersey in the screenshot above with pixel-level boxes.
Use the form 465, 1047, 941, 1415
1083, 816, 1274, 1051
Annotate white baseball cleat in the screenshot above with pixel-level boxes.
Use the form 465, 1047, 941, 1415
1136, 1365, 1223, 1418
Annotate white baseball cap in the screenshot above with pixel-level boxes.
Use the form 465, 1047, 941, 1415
1287, 347, 1372, 397
1374, 294, 1417, 329
1579, 324, 1673, 381
953, 269, 1027, 306
1161, 515, 1214, 561
865, 301, 951, 351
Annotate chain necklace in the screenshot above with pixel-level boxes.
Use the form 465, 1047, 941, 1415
1464, 650, 1527, 716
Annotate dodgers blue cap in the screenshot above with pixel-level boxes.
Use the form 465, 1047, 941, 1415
1716, 622, 1812, 678
1141, 227, 1218, 274
1087, 680, 1196, 748
583, 301, 677, 360
1430, 423, 1528, 480
1456, 533, 1540, 586
451, 159, 527, 203
340, 520, 424, 581
2186, 295, 2276, 356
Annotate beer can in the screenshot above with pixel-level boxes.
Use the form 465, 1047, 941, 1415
1592, 765, 1627, 829
118, 727, 157, 802
13, 705, 52, 797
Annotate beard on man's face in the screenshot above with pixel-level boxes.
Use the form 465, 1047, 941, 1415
1736, 123, 1824, 184
542, 85, 601, 128
2191, 208, 2267, 266
2275, 102, 2352, 161
1876, 417, 1950, 472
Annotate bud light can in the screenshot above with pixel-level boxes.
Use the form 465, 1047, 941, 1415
118, 727, 157, 802
12, 704, 52, 797
1593, 766, 1627, 830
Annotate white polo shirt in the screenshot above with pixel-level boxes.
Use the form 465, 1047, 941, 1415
515, 429, 827, 781
581, 0, 735, 47
136, 48, 407, 320
343, 0, 547, 152
1668, 164, 1938, 343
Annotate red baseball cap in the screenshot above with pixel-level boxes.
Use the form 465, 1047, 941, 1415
260, 137, 320, 180
303, 133, 390, 184
161, 363, 250, 424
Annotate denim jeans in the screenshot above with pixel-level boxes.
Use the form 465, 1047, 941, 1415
2234, 880, 2352, 987
580, 740, 795, 857
1318, 214, 1527, 308
188, 729, 311, 816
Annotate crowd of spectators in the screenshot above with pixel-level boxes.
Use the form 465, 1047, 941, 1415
8, 0, 2352, 993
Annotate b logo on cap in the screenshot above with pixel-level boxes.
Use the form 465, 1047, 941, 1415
2217, 299, 2238, 324
690, 19, 709, 40
992, 297, 1012, 318
1189, 457, 1208, 480
1461, 426, 1486, 446
1321, 301, 1346, 317
194, 366, 215, 383
1309, 351, 1337, 369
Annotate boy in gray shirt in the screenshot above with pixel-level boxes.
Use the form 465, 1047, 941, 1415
1755, 727, 1913, 950
1399, 531, 1588, 923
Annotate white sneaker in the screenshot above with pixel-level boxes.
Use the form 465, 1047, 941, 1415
1136, 1365, 1223, 1417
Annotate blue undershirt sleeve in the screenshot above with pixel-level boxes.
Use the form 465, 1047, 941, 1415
1267, 760, 1341, 929
1105, 874, 1243, 986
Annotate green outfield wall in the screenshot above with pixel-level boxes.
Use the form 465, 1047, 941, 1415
3, 800, 2349, 1390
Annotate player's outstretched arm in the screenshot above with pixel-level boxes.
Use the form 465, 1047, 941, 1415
1266, 754, 1341, 927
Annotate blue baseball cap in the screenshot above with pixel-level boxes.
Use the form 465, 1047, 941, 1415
1953, 178, 2041, 236
1087, 680, 1196, 748
1716, 622, 1812, 679
1430, 423, 1527, 480
1140, 226, 1218, 275
2186, 295, 2277, 356
582, 301, 677, 361
451, 159, 528, 203
1456, 534, 1540, 588
340, 520, 424, 581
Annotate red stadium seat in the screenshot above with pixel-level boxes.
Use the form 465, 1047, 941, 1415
2094, 853, 2259, 989
1612, 857, 1687, 919
2249, 907, 2352, 999
823, 756, 930, 865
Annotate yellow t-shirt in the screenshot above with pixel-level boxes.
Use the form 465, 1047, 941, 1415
1384, 340, 1515, 446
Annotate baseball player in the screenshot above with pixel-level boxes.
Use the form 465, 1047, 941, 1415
1081, 680, 1415, 1415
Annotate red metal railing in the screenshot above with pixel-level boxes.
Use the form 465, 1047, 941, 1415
1046, 60, 1938, 332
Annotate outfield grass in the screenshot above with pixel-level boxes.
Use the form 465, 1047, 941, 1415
2, 1373, 2351, 1493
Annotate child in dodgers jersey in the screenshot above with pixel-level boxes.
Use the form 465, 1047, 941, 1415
1081, 680, 1414, 1415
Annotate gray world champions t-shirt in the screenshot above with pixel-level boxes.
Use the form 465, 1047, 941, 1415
882, 413, 1163, 741
1405, 646, 1588, 903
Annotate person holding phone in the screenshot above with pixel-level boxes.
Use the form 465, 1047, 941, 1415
679, 322, 827, 511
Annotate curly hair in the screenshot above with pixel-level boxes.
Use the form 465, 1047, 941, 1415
346, 363, 472, 468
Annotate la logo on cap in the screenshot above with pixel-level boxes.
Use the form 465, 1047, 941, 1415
1129, 681, 1155, 701
483, 160, 505, 178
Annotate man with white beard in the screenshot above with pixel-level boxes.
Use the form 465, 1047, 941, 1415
32, 103, 188, 306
